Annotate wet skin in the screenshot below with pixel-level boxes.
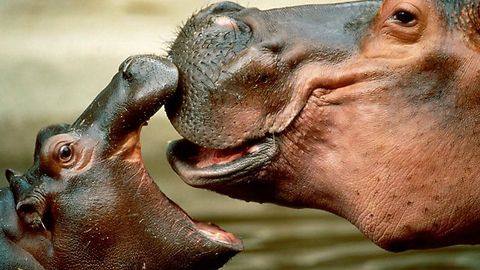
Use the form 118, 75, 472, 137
166, 0, 480, 251
1, 55, 242, 269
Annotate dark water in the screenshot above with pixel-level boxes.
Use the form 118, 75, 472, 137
218, 212, 480, 270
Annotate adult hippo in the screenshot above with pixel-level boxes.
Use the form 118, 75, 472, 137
0, 55, 242, 269
165, 0, 480, 252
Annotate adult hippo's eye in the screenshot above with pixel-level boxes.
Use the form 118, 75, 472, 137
58, 144, 73, 162
383, 3, 423, 43
391, 10, 416, 25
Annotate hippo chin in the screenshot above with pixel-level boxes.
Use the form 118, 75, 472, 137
1, 55, 242, 269
166, 0, 480, 251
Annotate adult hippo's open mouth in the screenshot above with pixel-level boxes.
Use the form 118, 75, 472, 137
166, 0, 480, 252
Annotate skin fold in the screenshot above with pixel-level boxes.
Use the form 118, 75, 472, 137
166, 0, 480, 251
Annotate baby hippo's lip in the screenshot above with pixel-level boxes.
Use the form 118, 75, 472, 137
121, 124, 244, 261
165, 187, 243, 250
195, 221, 242, 246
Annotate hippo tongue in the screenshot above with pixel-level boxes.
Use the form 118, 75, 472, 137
196, 143, 261, 168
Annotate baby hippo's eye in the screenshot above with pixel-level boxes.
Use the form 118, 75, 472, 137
58, 144, 73, 162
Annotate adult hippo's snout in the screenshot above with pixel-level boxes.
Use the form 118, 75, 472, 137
167, 0, 480, 251
166, 0, 381, 201
166, 1, 379, 149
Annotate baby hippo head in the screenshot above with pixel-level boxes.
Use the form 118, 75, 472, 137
5, 55, 242, 270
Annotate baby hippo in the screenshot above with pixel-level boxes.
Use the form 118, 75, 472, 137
0, 55, 242, 270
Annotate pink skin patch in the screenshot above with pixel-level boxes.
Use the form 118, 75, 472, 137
195, 221, 243, 246
212, 16, 239, 30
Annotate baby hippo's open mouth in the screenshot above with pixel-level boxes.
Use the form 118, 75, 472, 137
98, 55, 244, 268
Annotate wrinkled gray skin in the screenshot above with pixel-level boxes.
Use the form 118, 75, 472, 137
0, 55, 242, 269
166, 0, 480, 251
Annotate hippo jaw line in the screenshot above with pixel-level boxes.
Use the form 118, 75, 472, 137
167, 137, 278, 186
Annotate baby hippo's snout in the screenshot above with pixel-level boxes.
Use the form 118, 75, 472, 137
72, 55, 178, 149
119, 54, 178, 104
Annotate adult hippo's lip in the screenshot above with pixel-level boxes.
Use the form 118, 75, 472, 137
167, 136, 278, 186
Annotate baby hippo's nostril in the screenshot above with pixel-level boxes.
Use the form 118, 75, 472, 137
119, 58, 134, 82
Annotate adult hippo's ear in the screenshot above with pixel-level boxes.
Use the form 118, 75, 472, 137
70, 55, 178, 152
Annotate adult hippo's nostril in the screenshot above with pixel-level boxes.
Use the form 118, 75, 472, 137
190, 1, 247, 24
206, 1, 244, 15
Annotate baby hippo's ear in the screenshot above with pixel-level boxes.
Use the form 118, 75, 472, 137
6, 170, 47, 230
5, 169, 20, 184
70, 55, 178, 150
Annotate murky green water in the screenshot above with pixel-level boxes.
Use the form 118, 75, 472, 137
1, 0, 479, 269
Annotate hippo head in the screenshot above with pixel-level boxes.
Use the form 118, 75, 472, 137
5, 55, 242, 269
166, 0, 480, 251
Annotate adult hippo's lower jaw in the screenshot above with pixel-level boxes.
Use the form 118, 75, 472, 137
167, 136, 278, 189
2, 55, 242, 269
167, 0, 480, 251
